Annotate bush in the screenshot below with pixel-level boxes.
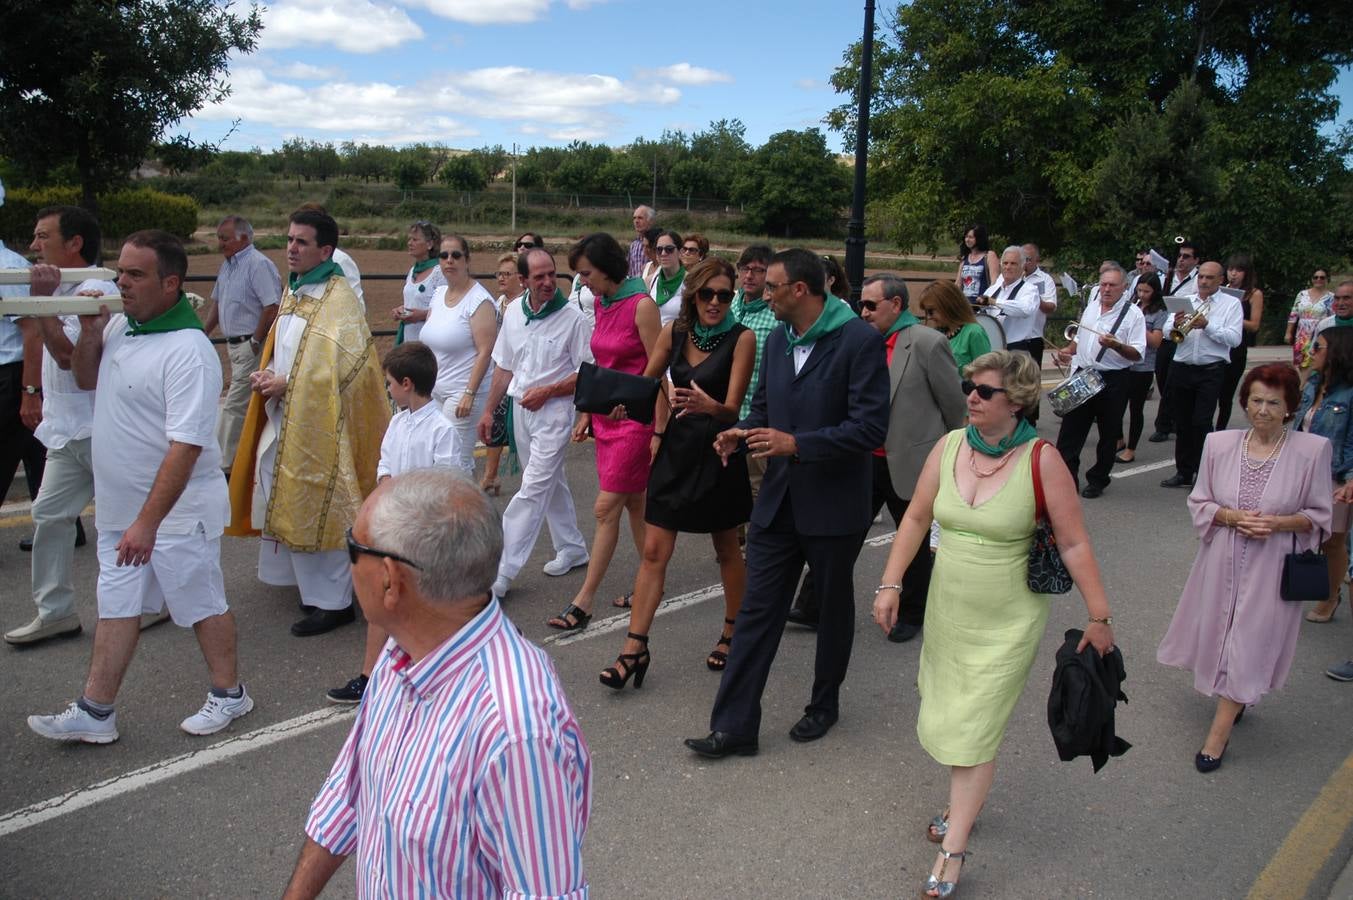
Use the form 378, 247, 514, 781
0, 186, 199, 243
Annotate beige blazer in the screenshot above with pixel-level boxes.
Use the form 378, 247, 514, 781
882, 324, 967, 499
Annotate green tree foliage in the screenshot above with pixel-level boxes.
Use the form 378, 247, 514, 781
730, 129, 850, 238
438, 154, 489, 192
341, 143, 397, 182
829, 0, 1353, 292
0, 0, 261, 212
393, 158, 429, 191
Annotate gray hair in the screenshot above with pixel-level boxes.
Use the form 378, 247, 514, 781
964, 349, 1042, 414
366, 469, 503, 603
1001, 244, 1027, 264
634, 205, 655, 220
862, 272, 909, 306
1099, 262, 1127, 284
218, 215, 254, 241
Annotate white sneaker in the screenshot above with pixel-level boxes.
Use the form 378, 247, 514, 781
180, 685, 254, 736
542, 551, 589, 577
28, 701, 119, 744
492, 575, 510, 600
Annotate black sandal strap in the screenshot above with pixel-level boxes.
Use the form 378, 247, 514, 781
625, 631, 649, 645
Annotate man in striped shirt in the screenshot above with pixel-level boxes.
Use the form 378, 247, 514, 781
628, 205, 654, 277
286, 469, 592, 899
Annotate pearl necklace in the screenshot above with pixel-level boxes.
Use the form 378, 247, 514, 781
1242, 427, 1286, 471
968, 446, 1018, 478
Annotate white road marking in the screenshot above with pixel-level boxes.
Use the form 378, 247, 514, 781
0, 706, 354, 839
1110, 458, 1175, 479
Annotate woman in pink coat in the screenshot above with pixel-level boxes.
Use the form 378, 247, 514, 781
1158, 363, 1332, 773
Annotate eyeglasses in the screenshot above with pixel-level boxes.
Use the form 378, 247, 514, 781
680, 245, 701, 254
763, 280, 790, 294
496, 270, 515, 279
655, 244, 678, 255
961, 380, 1008, 400
858, 298, 896, 312
345, 527, 422, 570
738, 265, 767, 276
696, 287, 735, 304
439, 250, 466, 260
1314, 275, 1329, 280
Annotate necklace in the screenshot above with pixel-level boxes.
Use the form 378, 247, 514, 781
690, 327, 729, 352
1242, 427, 1286, 471
968, 445, 1017, 478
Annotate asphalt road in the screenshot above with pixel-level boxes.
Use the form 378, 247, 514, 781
2, 388, 1352, 899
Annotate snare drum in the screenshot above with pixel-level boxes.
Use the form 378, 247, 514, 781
974, 311, 1006, 350
1047, 368, 1104, 416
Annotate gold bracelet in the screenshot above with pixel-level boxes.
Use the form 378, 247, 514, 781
1088, 615, 1113, 625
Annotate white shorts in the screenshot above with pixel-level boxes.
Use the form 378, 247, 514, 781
97, 525, 229, 627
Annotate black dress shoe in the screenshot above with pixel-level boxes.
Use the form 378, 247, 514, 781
684, 731, 759, 759
1148, 431, 1171, 443
1160, 472, 1194, 488
785, 607, 818, 629
291, 605, 356, 637
1080, 483, 1105, 499
788, 710, 838, 743
19, 518, 87, 552
1194, 742, 1227, 773
888, 621, 922, 643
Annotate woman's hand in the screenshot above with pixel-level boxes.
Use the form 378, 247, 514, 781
672, 381, 716, 418
392, 305, 409, 320
1076, 622, 1115, 656
650, 434, 662, 462
872, 587, 900, 635
1334, 482, 1353, 504
571, 414, 591, 442
1232, 510, 1273, 539
454, 394, 473, 418
607, 404, 628, 421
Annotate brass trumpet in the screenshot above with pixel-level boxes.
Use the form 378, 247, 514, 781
1169, 298, 1212, 343
1063, 322, 1109, 343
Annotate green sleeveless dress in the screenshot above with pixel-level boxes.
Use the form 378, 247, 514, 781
917, 431, 1050, 767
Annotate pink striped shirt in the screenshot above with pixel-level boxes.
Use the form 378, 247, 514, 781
306, 600, 591, 898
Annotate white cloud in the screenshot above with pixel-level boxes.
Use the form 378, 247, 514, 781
261, 0, 424, 53
640, 63, 733, 86
439, 67, 679, 124
402, 0, 606, 24
273, 61, 341, 80
794, 77, 819, 90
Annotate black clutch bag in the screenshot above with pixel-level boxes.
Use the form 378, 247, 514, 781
573, 361, 661, 425
1280, 533, 1328, 602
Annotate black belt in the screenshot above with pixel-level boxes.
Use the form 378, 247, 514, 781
226, 334, 253, 345
1177, 360, 1228, 370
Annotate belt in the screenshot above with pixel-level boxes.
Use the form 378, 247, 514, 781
226, 334, 253, 345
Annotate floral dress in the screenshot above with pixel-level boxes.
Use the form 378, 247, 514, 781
1289, 288, 1332, 367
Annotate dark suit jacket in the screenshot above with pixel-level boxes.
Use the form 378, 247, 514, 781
739, 314, 889, 535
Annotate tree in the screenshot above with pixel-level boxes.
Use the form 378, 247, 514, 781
598, 153, 650, 203
0, 0, 261, 211
438, 154, 488, 192
730, 129, 851, 238
393, 158, 428, 191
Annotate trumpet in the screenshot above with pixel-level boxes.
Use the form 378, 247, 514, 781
1063, 322, 1110, 343
1169, 298, 1212, 343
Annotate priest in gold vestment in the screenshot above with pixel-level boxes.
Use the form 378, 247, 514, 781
227, 209, 390, 636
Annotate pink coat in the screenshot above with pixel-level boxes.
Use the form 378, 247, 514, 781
1157, 429, 1333, 705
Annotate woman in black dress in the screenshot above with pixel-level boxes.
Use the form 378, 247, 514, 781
598, 258, 757, 689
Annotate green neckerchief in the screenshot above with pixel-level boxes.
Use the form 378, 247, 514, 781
411, 257, 439, 275
600, 276, 648, 309
288, 259, 343, 292
734, 288, 767, 316
784, 296, 856, 353
883, 310, 920, 339
125, 293, 205, 336
693, 314, 737, 343
523, 288, 569, 322
965, 418, 1038, 457
1336, 316, 1353, 328
654, 266, 685, 306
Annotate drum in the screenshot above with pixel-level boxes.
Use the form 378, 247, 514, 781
974, 312, 1006, 350
1047, 368, 1104, 417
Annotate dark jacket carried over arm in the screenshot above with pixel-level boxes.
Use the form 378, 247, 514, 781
1047, 629, 1131, 772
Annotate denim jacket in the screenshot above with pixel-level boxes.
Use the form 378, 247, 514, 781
1295, 372, 1353, 482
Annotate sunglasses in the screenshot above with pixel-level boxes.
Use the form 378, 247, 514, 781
696, 287, 735, 304
961, 380, 1008, 400
345, 527, 422, 570
656, 245, 679, 255
496, 270, 515, 278
680, 245, 701, 254
858, 299, 896, 312
515, 241, 535, 250
439, 250, 466, 260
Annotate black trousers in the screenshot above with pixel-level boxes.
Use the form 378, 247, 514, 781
795, 455, 933, 627
711, 494, 867, 737
1153, 341, 1177, 433
1008, 337, 1045, 423
0, 360, 46, 503
1123, 369, 1156, 450
1216, 344, 1248, 431
1168, 361, 1228, 477
1054, 368, 1131, 489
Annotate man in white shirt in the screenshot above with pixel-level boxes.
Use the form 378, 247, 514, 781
27, 230, 252, 744
1160, 261, 1243, 488
5, 207, 122, 645
982, 246, 1045, 418
1050, 264, 1146, 498
477, 248, 591, 600
0, 179, 47, 525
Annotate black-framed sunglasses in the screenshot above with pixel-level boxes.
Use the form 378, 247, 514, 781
696, 287, 735, 304
515, 241, 535, 250
961, 380, 1008, 400
680, 245, 701, 255
439, 250, 466, 260
859, 299, 891, 312
345, 527, 423, 570
655, 244, 679, 255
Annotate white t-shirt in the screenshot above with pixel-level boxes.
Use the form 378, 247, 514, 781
377, 402, 456, 479
92, 316, 226, 535
400, 264, 446, 343
647, 269, 684, 326
421, 281, 496, 404
491, 296, 593, 401
36, 278, 117, 450
568, 275, 596, 335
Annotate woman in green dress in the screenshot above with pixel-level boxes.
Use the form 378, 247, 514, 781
920, 279, 992, 371
873, 350, 1117, 898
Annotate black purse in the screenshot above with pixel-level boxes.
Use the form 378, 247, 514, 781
1028, 440, 1074, 594
573, 361, 662, 425
1280, 533, 1328, 602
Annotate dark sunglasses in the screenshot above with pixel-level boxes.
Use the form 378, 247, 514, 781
515, 241, 535, 250
680, 245, 701, 254
439, 250, 466, 260
859, 299, 896, 312
961, 380, 1008, 400
696, 287, 735, 304
655, 244, 679, 255
345, 527, 422, 570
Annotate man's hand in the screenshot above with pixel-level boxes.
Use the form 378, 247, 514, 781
1097, 333, 1120, 351
250, 369, 287, 399
29, 264, 61, 297
744, 427, 797, 460
477, 412, 495, 445
115, 519, 157, 567
571, 414, 591, 443
712, 427, 746, 464
1052, 347, 1074, 367
519, 384, 553, 412
20, 392, 42, 430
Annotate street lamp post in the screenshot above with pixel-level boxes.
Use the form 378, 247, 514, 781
844, 0, 875, 308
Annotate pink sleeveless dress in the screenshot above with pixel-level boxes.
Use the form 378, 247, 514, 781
590, 291, 655, 493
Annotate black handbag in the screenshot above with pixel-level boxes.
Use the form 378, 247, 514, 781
573, 361, 662, 425
1280, 533, 1328, 602
1028, 440, 1074, 594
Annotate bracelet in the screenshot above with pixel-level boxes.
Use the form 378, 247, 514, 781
1088, 615, 1113, 625
653, 431, 665, 438
874, 584, 903, 596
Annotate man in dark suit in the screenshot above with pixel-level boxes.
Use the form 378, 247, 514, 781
684, 249, 890, 758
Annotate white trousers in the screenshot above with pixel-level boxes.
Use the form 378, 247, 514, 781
218, 339, 260, 467
441, 391, 488, 478
30, 437, 94, 621
497, 397, 586, 581
97, 525, 228, 627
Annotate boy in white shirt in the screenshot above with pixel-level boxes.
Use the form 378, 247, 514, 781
326, 341, 454, 704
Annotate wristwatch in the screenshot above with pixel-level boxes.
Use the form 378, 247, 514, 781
23, 385, 41, 396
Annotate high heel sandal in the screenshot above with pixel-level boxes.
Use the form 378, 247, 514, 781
1306, 595, 1342, 623
599, 632, 650, 690
926, 807, 980, 843
706, 618, 735, 671
923, 848, 970, 898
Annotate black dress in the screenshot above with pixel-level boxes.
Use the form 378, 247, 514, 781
645, 325, 752, 533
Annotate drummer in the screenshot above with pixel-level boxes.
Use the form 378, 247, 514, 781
1050, 263, 1146, 498
980, 247, 1045, 416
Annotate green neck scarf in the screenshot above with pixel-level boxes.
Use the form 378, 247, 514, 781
411, 257, 439, 275
734, 288, 767, 315
126, 293, 205, 337
523, 288, 569, 322
1335, 316, 1353, 328
965, 418, 1038, 457
883, 310, 920, 339
784, 297, 855, 353
693, 314, 737, 343
288, 259, 343, 292
654, 266, 685, 305
600, 276, 648, 309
